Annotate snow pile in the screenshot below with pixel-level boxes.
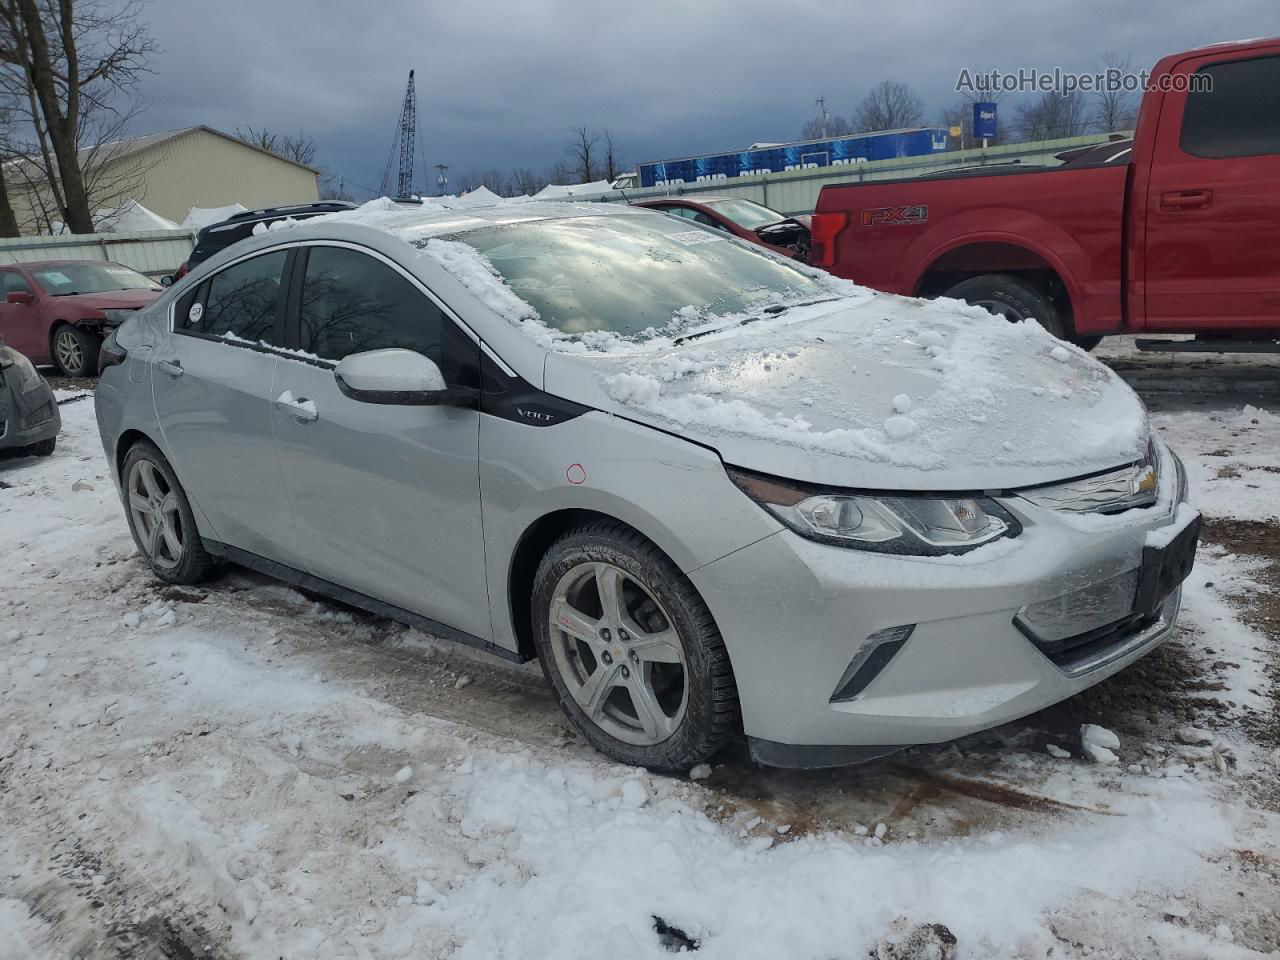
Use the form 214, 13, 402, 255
1080, 724, 1121, 764
94, 198, 181, 232
181, 203, 248, 229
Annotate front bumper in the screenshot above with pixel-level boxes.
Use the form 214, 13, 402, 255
0, 380, 60, 451
690, 483, 1199, 768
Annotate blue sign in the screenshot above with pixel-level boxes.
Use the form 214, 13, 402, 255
637, 128, 949, 189
973, 103, 998, 141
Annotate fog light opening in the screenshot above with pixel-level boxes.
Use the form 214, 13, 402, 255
829, 624, 915, 703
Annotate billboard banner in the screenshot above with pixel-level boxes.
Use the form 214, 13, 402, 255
973, 103, 998, 141
638, 128, 949, 189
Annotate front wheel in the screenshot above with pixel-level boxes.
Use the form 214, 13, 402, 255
532, 521, 739, 771
52, 324, 100, 378
121, 441, 217, 584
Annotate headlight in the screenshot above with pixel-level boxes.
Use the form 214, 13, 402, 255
726, 466, 1019, 555
101, 308, 137, 326
0, 347, 45, 395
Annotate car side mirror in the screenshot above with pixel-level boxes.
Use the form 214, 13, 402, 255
334, 348, 475, 406
6, 291, 34, 305
160, 275, 174, 287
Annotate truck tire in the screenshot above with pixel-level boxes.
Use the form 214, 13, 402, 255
943, 274, 1096, 348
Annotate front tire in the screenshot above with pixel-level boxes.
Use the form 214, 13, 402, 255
121, 441, 216, 584
51, 324, 100, 378
532, 521, 739, 771
27, 437, 56, 457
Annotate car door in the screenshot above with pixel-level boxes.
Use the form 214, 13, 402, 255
270, 243, 491, 640
0, 269, 41, 359
1143, 51, 1280, 330
152, 248, 300, 563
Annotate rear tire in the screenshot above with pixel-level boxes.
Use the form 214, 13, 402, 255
943, 273, 1080, 344
120, 440, 217, 584
51, 324, 100, 378
532, 521, 739, 771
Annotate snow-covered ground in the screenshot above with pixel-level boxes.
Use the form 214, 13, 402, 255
2, 376, 1279, 959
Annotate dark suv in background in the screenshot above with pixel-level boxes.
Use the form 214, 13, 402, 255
167, 201, 356, 284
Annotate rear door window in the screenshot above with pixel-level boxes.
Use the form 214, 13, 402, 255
179, 250, 288, 345
1180, 55, 1280, 158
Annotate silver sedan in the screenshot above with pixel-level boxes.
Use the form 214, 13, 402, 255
94, 202, 1200, 770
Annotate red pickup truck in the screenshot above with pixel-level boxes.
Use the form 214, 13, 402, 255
811, 37, 1280, 351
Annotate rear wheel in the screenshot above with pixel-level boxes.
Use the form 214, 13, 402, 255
943, 273, 1098, 349
52, 324, 100, 378
532, 521, 739, 771
121, 441, 216, 584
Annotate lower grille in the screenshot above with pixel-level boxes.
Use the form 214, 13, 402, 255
24, 401, 54, 428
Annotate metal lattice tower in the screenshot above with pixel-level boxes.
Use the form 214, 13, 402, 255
397, 71, 417, 197
379, 70, 422, 197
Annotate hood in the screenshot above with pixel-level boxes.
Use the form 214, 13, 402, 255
51, 288, 162, 311
542, 294, 1150, 491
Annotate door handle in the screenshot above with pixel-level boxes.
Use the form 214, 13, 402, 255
1159, 189, 1213, 211
274, 390, 319, 422
156, 359, 183, 377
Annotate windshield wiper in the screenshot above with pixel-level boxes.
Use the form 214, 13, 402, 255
672, 297, 840, 345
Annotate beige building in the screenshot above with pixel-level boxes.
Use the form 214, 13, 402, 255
7, 125, 321, 234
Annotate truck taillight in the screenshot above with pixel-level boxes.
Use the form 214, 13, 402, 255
808, 212, 847, 269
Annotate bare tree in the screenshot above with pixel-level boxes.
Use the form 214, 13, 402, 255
601, 129, 624, 181
852, 81, 925, 133
1093, 51, 1137, 133
235, 126, 318, 168
509, 166, 545, 196
800, 112, 852, 141
0, 104, 20, 235
1015, 89, 1090, 141
0, 0, 156, 234
544, 158, 574, 186
565, 126, 597, 183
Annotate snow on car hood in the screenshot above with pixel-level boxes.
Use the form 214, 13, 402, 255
543, 295, 1150, 491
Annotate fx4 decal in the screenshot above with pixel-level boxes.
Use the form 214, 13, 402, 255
861, 205, 928, 226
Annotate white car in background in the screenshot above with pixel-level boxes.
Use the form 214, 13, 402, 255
94, 201, 1200, 770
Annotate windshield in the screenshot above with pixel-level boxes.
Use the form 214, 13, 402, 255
702, 198, 785, 229
30, 262, 159, 296
449, 215, 827, 338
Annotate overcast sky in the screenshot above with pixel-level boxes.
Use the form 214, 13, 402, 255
135, 0, 1276, 196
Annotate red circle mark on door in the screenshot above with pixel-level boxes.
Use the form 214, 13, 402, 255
566, 464, 587, 485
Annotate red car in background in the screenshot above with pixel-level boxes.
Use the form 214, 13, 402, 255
0, 260, 164, 376
634, 196, 812, 262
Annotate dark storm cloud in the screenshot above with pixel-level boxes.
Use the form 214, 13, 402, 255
136, 0, 1276, 196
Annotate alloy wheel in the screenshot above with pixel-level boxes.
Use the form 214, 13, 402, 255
547, 561, 689, 746
55, 329, 84, 374
127, 459, 185, 570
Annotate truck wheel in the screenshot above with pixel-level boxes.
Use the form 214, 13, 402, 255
51, 324, 100, 378
943, 274, 1075, 343
532, 520, 740, 772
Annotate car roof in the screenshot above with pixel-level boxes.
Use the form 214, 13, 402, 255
262, 198, 655, 244
1, 259, 132, 269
